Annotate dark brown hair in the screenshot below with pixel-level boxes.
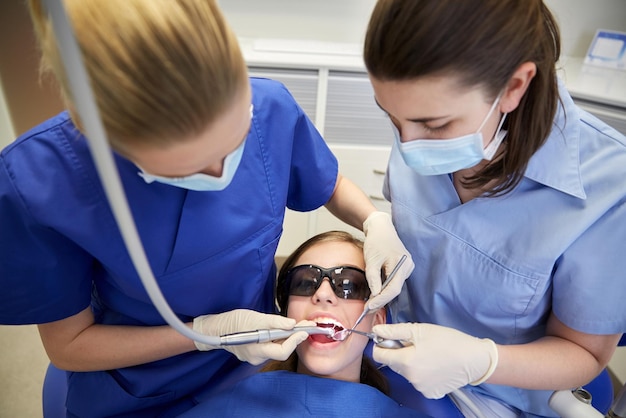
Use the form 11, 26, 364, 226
364, 0, 561, 196
269, 230, 389, 395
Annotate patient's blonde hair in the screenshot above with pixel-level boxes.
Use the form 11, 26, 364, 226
28, 0, 248, 149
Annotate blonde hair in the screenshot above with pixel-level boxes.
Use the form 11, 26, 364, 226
28, 0, 248, 149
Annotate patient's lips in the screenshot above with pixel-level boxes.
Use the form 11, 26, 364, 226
312, 318, 344, 343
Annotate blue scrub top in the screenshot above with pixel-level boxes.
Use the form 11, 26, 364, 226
0, 78, 338, 417
385, 80, 626, 418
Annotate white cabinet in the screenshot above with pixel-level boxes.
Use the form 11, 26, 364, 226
248, 67, 319, 122
275, 144, 391, 257
324, 71, 392, 146
309, 71, 393, 246
312, 144, 391, 242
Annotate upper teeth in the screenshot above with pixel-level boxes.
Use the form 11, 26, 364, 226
314, 317, 344, 328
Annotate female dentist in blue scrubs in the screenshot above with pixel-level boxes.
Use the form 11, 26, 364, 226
363, 1, 626, 417
0, 1, 413, 417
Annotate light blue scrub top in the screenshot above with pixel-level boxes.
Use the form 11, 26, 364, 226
385, 81, 626, 418
0, 78, 339, 417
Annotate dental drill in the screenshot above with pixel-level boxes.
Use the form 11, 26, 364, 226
219, 327, 333, 346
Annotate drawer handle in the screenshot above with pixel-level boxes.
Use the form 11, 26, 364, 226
373, 169, 386, 175
369, 195, 386, 201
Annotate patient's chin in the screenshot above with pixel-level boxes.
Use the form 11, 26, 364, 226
296, 336, 367, 383
296, 351, 363, 383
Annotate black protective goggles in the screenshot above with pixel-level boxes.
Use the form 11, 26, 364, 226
282, 264, 370, 301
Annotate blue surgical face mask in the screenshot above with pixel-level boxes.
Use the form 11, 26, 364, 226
393, 95, 507, 176
137, 105, 253, 191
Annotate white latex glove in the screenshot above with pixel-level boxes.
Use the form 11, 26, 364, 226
363, 211, 414, 310
192, 309, 311, 365
372, 323, 498, 399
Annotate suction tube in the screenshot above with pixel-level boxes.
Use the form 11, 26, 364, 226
42, 0, 221, 347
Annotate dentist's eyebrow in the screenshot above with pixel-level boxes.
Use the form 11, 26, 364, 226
374, 98, 450, 123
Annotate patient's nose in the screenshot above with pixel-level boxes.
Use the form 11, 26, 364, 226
313, 279, 337, 304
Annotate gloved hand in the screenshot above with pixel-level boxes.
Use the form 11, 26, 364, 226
372, 323, 498, 399
363, 211, 414, 310
193, 309, 311, 365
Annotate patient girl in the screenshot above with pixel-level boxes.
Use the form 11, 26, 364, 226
264, 230, 387, 392
181, 231, 425, 418
179, 232, 427, 417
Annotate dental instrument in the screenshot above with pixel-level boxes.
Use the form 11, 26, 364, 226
219, 326, 333, 346
350, 254, 407, 332
332, 328, 409, 349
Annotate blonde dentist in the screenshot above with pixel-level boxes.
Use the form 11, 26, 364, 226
0, 1, 412, 417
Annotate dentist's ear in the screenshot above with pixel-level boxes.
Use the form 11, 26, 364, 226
500, 62, 537, 113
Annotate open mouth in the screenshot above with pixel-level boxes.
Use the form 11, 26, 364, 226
313, 318, 344, 343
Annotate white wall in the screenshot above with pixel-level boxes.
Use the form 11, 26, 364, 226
220, 0, 626, 59
545, 0, 626, 57
0, 81, 15, 150
220, 0, 376, 45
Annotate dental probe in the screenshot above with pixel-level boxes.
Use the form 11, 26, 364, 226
219, 326, 334, 346
350, 255, 407, 331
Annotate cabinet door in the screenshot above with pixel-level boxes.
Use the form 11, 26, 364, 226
324, 70, 391, 146
247, 66, 319, 122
